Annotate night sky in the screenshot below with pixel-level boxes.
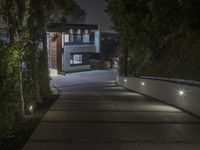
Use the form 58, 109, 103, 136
74, 0, 113, 31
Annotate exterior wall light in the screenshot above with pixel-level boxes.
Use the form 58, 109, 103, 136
77, 29, 81, 34
178, 90, 185, 96
124, 79, 127, 82
141, 82, 145, 86
85, 29, 89, 34
69, 29, 73, 34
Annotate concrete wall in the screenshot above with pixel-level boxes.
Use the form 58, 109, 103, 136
117, 76, 200, 117
94, 28, 101, 53
63, 45, 96, 70
64, 45, 96, 53
66, 65, 90, 71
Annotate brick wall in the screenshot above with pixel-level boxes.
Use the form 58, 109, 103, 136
49, 33, 57, 69
49, 32, 62, 71
57, 32, 62, 71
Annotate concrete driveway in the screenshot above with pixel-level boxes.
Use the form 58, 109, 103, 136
23, 69, 200, 150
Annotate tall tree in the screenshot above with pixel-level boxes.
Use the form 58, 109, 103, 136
106, 0, 185, 75
0, 0, 85, 138
28, 0, 55, 99
29, 0, 86, 98
0, 0, 30, 118
53, 0, 86, 23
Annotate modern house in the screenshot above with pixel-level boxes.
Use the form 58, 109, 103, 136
47, 23, 101, 75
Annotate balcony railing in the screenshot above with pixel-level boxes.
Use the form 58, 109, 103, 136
64, 44, 96, 53
64, 41, 94, 46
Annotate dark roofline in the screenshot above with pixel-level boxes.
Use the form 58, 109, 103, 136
47, 23, 99, 32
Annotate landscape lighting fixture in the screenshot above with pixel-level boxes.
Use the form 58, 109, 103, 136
178, 90, 184, 96
29, 105, 33, 112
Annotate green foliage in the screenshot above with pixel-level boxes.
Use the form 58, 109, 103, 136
55, 0, 86, 23
0, 42, 20, 138
28, 0, 86, 99
0, 0, 85, 139
180, 0, 200, 31
107, 0, 200, 77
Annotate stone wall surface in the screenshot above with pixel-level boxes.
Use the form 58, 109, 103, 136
117, 76, 200, 117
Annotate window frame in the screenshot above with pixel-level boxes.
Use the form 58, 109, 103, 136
70, 53, 83, 65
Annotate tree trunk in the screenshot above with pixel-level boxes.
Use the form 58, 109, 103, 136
34, 65, 41, 102
18, 59, 25, 118
124, 46, 128, 76
30, 45, 41, 102
10, 30, 25, 119
2, 0, 26, 119
38, 23, 50, 98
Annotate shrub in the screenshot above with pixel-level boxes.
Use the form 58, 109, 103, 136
0, 42, 20, 138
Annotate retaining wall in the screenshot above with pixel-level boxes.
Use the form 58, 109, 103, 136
117, 76, 200, 117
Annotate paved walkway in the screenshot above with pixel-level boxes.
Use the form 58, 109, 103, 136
23, 70, 200, 150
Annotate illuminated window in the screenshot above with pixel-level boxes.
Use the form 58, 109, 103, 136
83, 34, 89, 43
75, 35, 82, 44
64, 34, 69, 42
69, 35, 73, 43
70, 54, 82, 65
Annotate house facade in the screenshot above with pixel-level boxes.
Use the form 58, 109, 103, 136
47, 23, 100, 75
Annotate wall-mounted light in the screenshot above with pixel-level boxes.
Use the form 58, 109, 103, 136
124, 79, 127, 82
141, 82, 145, 86
69, 29, 73, 34
85, 29, 89, 34
77, 29, 81, 34
178, 90, 185, 96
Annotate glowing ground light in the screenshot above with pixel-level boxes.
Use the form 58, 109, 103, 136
124, 79, 127, 82
178, 90, 184, 96
141, 82, 145, 86
29, 105, 33, 112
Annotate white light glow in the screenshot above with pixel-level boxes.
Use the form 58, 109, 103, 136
178, 90, 184, 96
141, 82, 145, 86
77, 29, 81, 34
29, 105, 33, 111
124, 79, 127, 82
85, 29, 89, 34
69, 29, 73, 34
